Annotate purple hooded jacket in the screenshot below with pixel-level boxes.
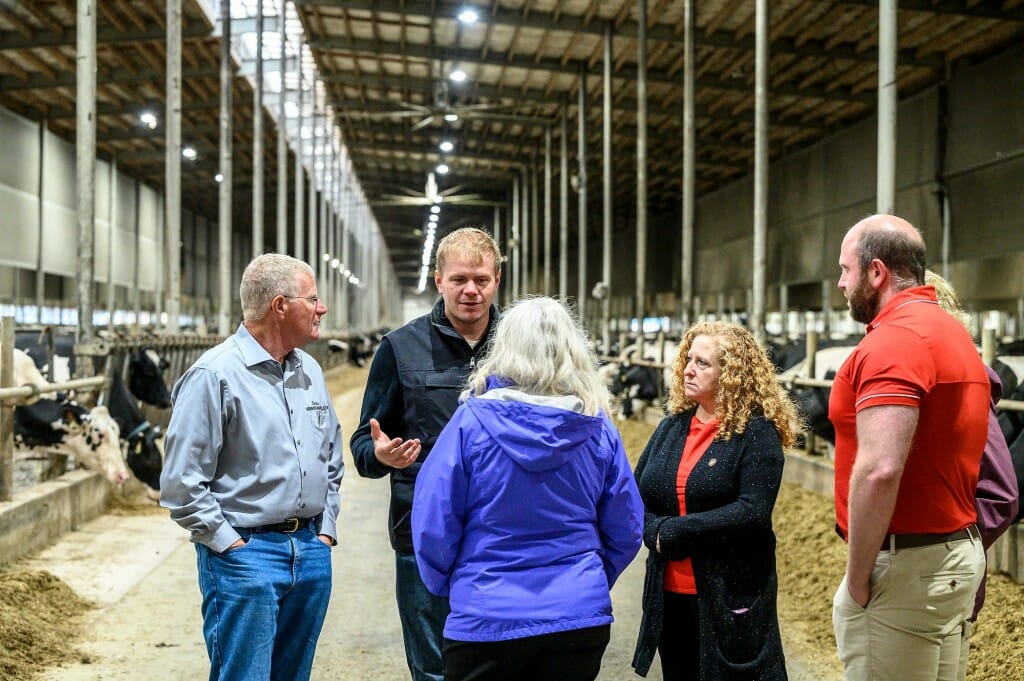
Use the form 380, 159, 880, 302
973, 366, 1020, 619
412, 380, 644, 642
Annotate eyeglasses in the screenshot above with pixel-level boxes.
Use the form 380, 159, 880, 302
283, 294, 319, 305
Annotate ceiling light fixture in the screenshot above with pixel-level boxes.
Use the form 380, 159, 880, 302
140, 111, 158, 129
444, 113, 459, 122
457, 8, 479, 24
436, 163, 450, 175
215, 173, 223, 183
430, 205, 441, 214
182, 147, 198, 160
449, 69, 467, 83
439, 140, 454, 152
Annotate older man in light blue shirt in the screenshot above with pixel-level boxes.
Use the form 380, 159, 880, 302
161, 253, 343, 681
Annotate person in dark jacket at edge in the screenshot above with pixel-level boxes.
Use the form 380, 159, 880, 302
632, 321, 801, 681
926, 269, 1020, 681
350, 226, 502, 681
412, 296, 644, 681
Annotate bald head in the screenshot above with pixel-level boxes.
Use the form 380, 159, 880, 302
847, 214, 923, 247
844, 213, 926, 290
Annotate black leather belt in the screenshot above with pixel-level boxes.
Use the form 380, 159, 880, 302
880, 525, 978, 552
245, 517, 314, 534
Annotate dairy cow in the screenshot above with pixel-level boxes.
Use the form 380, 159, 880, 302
600, 337, 680, 420
610, 361, 661, 419
775, 341, 859, 449
14, 332, 171, 407
107, 371, 163, 497
328, 332, 380, 367
11, 347, 54, 404
14, 329, 74, 383
127, 347, 172, 408
14, 399, 129, 484
6, 340, 158, 487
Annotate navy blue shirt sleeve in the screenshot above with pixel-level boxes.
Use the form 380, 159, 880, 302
350, 337, 403, 478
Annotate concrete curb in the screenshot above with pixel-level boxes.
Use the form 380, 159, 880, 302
783, 451, 836, 499
0, 470, 109, 566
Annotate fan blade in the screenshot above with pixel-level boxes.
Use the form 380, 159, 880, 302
437, 196, 504, 207
373, 195, 432, 207
451, 102, 515, 113
438, 184, 468, 197
460, 112, 552, 125
411, 114, 437, 131
441, 193, 485, 202
336, 109, 428, 120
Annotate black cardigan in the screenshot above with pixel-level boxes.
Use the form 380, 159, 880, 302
632, 410, 788, 681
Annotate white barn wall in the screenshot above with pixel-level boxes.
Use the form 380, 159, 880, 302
0, 107, 164, 309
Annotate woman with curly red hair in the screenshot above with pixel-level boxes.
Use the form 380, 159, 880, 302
632, 321, 800, 680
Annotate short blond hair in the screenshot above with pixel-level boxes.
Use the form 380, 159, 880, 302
435, 227, 502, 275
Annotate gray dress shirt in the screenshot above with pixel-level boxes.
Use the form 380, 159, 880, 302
160, 324, 344, 553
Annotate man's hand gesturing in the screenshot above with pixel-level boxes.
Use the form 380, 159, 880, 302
370, 418, 421, 469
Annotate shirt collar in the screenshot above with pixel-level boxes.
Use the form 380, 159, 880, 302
866, 285, 939, 333
234, 322, 299, 369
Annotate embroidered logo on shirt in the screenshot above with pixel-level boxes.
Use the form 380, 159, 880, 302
307, 401, 328, 428
708, 458, 717, 466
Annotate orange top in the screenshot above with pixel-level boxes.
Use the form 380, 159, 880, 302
664, 414, 719, 594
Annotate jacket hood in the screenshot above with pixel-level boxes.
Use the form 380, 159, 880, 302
466, 384, 603, 473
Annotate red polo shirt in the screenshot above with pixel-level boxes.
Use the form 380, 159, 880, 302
829, 286, 989, 537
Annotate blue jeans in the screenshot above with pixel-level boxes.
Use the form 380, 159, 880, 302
196, 527, 332, 681
396, 550, 450, 681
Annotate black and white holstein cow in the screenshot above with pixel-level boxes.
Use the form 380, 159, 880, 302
7, 344, 129, 485
327, 329, 386, 367
610, 361, 661, 419
599, 337, 681, 420
8, 339, 170, 488
127, 347, 172, 408
11, 347, 51, 404
13, 397, 129, 485
107, 370, 164, 499
772, 339, 861, 451
14, 331, 172, 408
778, 340, 1024, 500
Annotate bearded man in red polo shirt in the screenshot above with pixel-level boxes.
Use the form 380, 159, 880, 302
828, 214, 989, 681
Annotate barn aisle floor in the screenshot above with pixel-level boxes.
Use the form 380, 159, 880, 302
29, 364, 829, 681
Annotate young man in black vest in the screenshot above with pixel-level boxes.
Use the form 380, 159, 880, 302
351, 227, 502, 681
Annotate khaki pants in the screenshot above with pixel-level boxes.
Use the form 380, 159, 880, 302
832, 535, 985, 681
956, 617, 974, 681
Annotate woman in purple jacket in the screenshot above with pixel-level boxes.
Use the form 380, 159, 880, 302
927, 270, 1019, 680
412, 296, 644, 681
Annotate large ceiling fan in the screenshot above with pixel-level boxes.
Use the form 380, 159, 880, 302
338, 80, 538, 131
374, 172, 501, 207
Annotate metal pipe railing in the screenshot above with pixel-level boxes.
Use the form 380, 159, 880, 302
0, 376, 108, 405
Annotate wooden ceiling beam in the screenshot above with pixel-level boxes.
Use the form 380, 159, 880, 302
297, 0, 945, 68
